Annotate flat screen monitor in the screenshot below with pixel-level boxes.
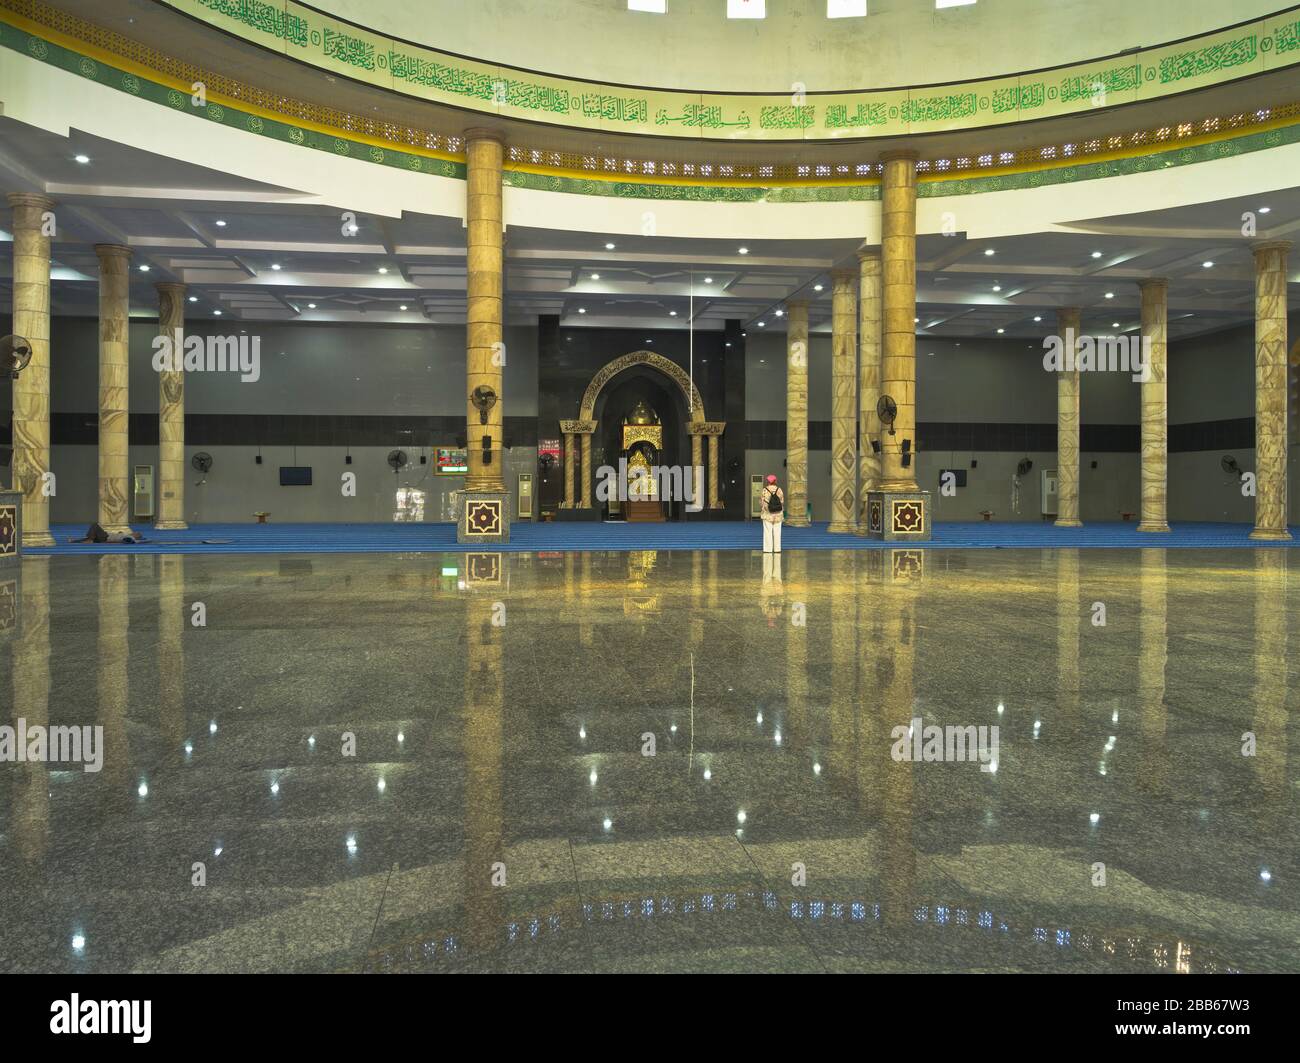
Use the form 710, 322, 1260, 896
436, 447, 468, 475
279, 466, 313, 486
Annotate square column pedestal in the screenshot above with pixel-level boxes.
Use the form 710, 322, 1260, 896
864, 490, 932, 541
457, 490, 511, 545
0, 490, 21, 568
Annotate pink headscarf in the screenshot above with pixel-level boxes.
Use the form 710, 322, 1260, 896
765, 474, 777, 484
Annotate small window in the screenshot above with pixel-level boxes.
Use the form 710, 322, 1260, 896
727, 0, 766, 18
828, 0, 867, 17
627, 0, 666, 11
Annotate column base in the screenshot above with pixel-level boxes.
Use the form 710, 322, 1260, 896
155, 520, 190, 531
1054, 518, 1083, 528
1136, 521, 1170, 533
457, 490, 511, 544
21, 531, 55, 549
1249, 527, 1292, 541
0, 491, 22, 565
828, 521, 857, 534
865, 490, 932, 541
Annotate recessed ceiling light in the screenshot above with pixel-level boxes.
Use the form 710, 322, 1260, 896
307, 303, 316, 309
270, 263, 281, 271
914, 317, 919, 323
813, 284, 824, 292
605, 242, 615, 250
1202, 261, 1214, 268
1091, 251, 1102, 259
399, 304, 408, 311
1112, 322, 1120, 328
378, 266, 388, 274
577, 307, 586, 313
74, 154, 90, 164
1033, 315, 1042, 322
775, 309, 784, 317
996, 327, 1005, 334
215, 219, 226, 227
139, 265, 150, 272
188, 296, 197, 303
984, 249, 995, 256
669, 310, 677, 316
757, 321, 765, 327
992, 285, 1002, 292
1259, 206, 1271, 214
738, 247, 749, 255
214, 310, 223, 316
1104, 292, 1114, 299
591, 273, 600, 280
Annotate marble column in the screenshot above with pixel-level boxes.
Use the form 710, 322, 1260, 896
880, 151, 919, 492
579, 430, 593, 509
95, 245, 134, 535
1137, 279, 1169, 533
829, 268, 857, 532
156, 282, 188, 529
784, 300, 810, 526
8, 193, 56, 546
465, 129, 505, 493
856, 248, 882, 533
1251, 242, 1292, 540
562, 431, 575, 508
707, 431, 722, 510
1055, 306, 1083, 528
690, 429, 704, 511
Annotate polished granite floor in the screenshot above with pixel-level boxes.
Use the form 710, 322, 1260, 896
0, 546, 1296, 973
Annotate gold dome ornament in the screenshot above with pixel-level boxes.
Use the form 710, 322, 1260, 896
625, 399, 659, 425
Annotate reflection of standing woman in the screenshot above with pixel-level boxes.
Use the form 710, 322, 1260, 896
760, 473, 784, 554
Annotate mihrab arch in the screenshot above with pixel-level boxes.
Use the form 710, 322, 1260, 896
560, 351, 724, 512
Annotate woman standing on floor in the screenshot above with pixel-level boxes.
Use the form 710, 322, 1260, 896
760, 473, 784, 554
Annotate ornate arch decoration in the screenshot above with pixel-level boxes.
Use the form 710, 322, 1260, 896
578, 351, 706, 425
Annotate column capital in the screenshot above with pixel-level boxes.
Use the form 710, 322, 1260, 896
1252, 239, 1292, 257
830, 267, 857, 287
94, 243, 133, 261
464, 126, 507, 147
1137, 277, 1168, 292
560, 419, 596, 435
856, 246, 882, 263
155, 281, 186, 295
879, 148, 919, 164
6, 191, 55, 212
786, 297, 809, 311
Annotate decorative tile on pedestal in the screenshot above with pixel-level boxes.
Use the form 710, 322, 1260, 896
458, 490, 510, 545
0, 491, 22, 567
865, 490, 932, 541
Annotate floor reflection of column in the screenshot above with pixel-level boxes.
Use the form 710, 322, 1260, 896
1056, 549, 1081, 738
158, 555, 186, 747
691, 551, 704, 649
828, 553, 856, 786
579, 553, 593, 648
12, 559, 51, 867
855, 560, 883, 815
464, 594, 505, 953
99, 556, 131, 802
880, 582, 916, 928
785, 552, 807, 740
1251, 550, 1287, 802
1137, 549, 1168, 797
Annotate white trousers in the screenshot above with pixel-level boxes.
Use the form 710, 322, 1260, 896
762, 520, 782, 553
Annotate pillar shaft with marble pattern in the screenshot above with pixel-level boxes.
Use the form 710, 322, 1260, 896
579, 431, 593, 509
691, 430, 703, 510
1137, 279, 1169, 533
829, 269, 857, 532
1055, 307, 1083, 528
857, 249, 882, 533
784, 300, 810, 526
707, 433, 721, 510
465, 130, 505, 493
8, 193, 56, 546
96, 244, 134, 535
880, 151, 919, 492
1251, 242, 1291, 540
156, 282, 188, 529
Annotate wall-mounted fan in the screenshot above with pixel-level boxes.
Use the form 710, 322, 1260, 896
2, 334, 33, 379
192, 452, 213, 486
470, 385, 498, 424
1016, 457, 1033, 477
387, 449, 409, 472
876, 394, 898, 436
1221, 454, 1243, 478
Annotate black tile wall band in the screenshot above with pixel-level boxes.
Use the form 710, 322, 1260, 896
25, 414, 1248, 454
